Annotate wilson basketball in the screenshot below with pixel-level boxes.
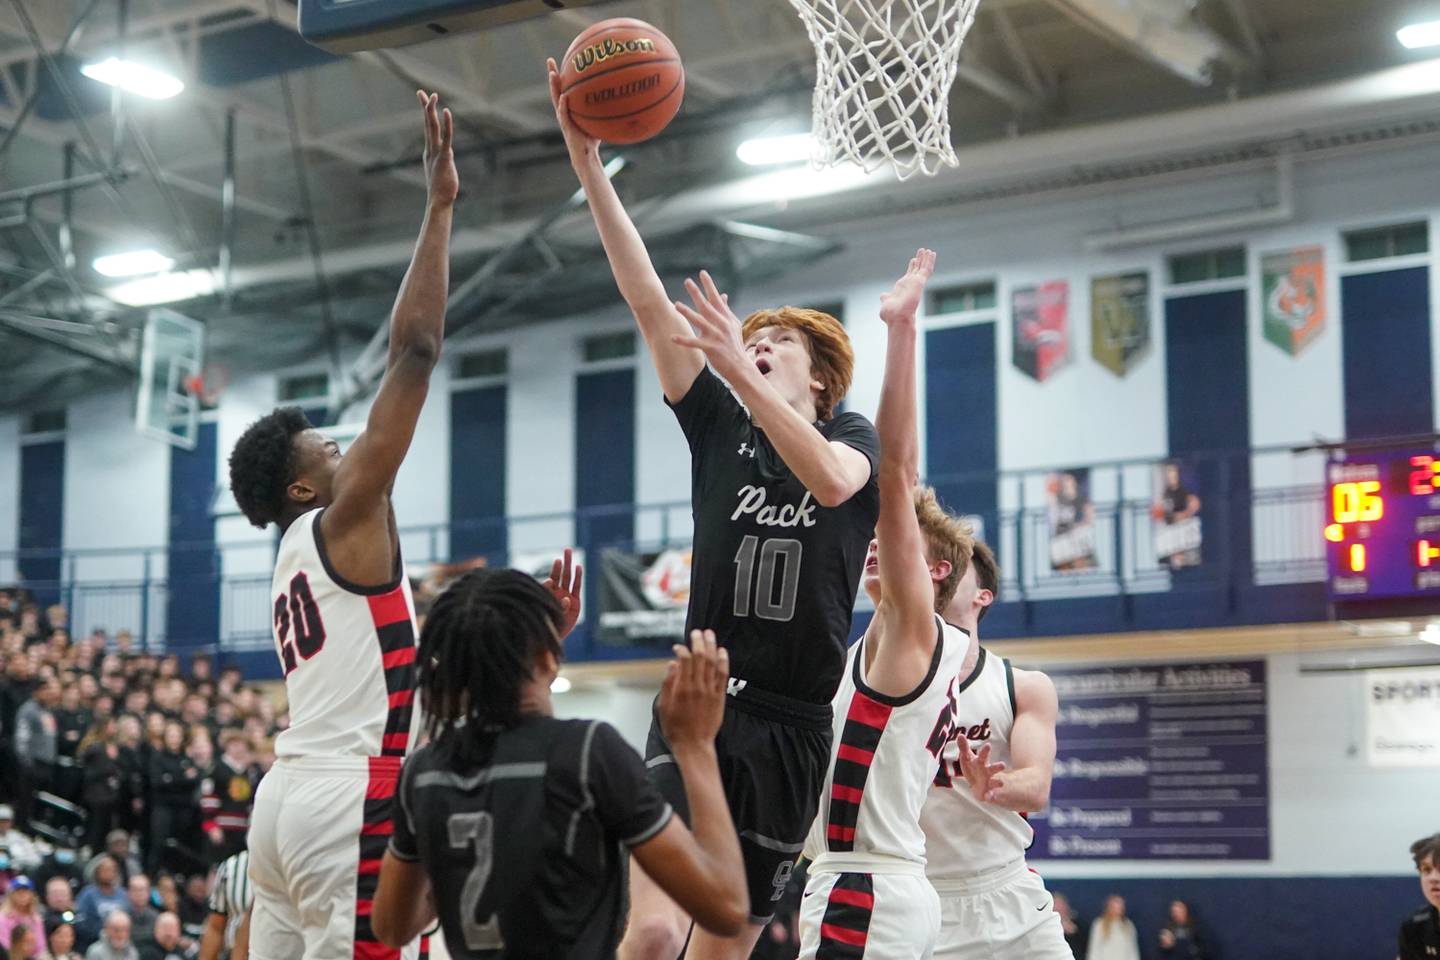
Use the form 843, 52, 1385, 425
560, 19, 684, 145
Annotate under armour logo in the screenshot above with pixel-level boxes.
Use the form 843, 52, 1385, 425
738, 443, 755, 458
726, 677, 748, 697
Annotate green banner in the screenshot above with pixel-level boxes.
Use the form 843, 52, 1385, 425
1091, 272, 1151, 377
1261, 246, 1326, 356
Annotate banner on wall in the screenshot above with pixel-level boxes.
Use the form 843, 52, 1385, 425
1261, 246, 1326, 356
1030, 659, 1270, 861
1047, 468, 1097, 571
1012, 280, 1070, 382
597, 546, 690, 647
1152, 461, 1203, 568
1091, 272, 1151, 377
1367, 667, 1440, 767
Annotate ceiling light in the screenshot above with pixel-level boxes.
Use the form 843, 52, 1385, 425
1398, 20, 1440, 49
80, 57, 184, 100
737, 133, 815, 167
550, 676, 572, 694
1421, 623, 1440, 646
92, 249, 174, 278
108, 269, 215, 307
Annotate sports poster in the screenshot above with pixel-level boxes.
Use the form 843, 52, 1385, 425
1012, 280, 1071, 382
596, 546, 691, 647
1046, 468, 1097, 571
1152, 461, 1203, 569
1367, 667, 1440, 767
1091, 272, 1151, 377
1261, 246, 1326, 356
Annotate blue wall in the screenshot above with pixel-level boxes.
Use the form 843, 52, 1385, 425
450, 385, 508, 563
926, 322, 998, 537
166, 422, 219, 651
17, 440, 64, 605
1342, 267, 1433, 440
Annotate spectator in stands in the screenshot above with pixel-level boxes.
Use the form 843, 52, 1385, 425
148, 882, 173, 925
174, 882, 205, 947
121, 880, 155, 956
138, 915, 192, 960
52, 685, 89, 806
74, 859, 125, 948
41, 919, 81, 960
0, 878, 44, 957
83, 912, 135, 960
1400, 833, 1440, 960
1087, 894, 1140, 960
7, 926, 37, 960
14, 680, 60, 827
39, 881, 72, 931
85, 838, 139, 891
78, 733, 124, 857
199, 735, 255, 864
1157, 899, 1209, 960
0, 810, 41, 874
146, 724, 199, 875
1052, 892, 1087, 960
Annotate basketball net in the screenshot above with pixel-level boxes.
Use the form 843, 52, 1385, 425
788, 0, 980, 180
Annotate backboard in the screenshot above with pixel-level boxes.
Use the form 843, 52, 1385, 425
298, 0, 605, 53
135, 308, 204, 451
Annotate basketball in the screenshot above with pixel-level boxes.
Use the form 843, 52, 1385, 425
559, 18, 684, 145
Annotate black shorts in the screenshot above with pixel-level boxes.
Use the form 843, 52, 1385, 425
644, 684, 832, 925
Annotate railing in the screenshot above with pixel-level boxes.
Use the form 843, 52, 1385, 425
2, 443, 1338, 659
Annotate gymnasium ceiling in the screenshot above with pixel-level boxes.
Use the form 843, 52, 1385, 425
1, 0, 1439, 409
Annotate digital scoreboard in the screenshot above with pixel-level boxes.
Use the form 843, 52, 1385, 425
1326, 449, 1440, 601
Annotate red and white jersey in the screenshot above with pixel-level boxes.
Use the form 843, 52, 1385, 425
805, 615, 969, 866
269, 508, 420, 760
920, 645, 1035, 879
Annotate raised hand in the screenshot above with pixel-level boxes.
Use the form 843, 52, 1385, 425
658, 629, 729, 748
879, 247, 937, 325
541, 547, 584, 640
956, 737, 1007, 804
671, 271, 746, 380
546, 58, 601, 168
416, 90, 458, 208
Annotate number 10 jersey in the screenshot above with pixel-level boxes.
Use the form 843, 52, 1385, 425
270, 507, 421, 759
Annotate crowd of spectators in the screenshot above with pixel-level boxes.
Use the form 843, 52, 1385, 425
1052, 893, 1212, 960
0, 589, 282, 960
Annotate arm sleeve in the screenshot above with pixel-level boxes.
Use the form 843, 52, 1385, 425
207, 860, 229, 915
386, 756, 421, 863
664, 366, 737, 456
584, 722, 673, 847
825, 412, 880, 478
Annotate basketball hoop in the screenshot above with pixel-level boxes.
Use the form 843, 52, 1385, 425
787, 0, 980, 180
184, 363, 229, 408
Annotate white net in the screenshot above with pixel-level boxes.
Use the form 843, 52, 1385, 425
788, 0, 981, 180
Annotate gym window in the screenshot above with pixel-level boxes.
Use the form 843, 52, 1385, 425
1168, 246, 1246, 285
582, 331, 637, 363
1343, 222, 1429, 262
927, 280, 996, 315
278, 372, 329, 403
22, 408, 66, 435
456, 348, 508, 379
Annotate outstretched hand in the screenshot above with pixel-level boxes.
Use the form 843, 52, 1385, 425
416, 90, 458, 207
657, 629, 729, 749
671, 271, 746, 380
956, 737, 1007, 804
541, 548, 583, 639
879, 248, 937, 325
547, 58, 601, 168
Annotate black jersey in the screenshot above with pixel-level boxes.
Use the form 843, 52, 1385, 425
668, 368, 880, 705
389, 716, 672, 960
1399, 905, 1440, 960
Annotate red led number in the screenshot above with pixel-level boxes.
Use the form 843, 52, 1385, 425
274, 572, 327, 675
1411, 456, 1440, 496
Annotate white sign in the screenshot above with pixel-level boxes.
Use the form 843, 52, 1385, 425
1367, 667, 1440, 767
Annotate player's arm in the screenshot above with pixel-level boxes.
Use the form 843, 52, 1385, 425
198, 913, 226, 960
674, 272, 873, 507
958, 669, 1058, 812
547, 60, 703, 403
870, 251, 942, 688
322, 91, 458, 579
229, 906, 250, 960
630, 631, 748, 935
372, 856, 436, 947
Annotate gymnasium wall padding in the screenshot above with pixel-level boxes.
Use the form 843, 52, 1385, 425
166, 421, 220, 651
574, 367, 637, 657
449, 384, 509, 564
18, 439, 65, 606
1341, 266, 1434, 440
925, 322, 999, 550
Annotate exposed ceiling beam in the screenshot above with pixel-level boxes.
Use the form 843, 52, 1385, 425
957, 59, 1045, 114
0, 0, 259, 73
1218, 0, 1266, 69
990, 7, 1053, 102
1046, 0, 1248, 85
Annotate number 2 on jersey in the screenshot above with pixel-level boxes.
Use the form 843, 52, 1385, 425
273, 572, 326, 675
733, 536, 803, 622
448, 811, 504, 950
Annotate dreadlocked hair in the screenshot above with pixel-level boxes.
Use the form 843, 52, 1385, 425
227, 407, 313, 529
418, 568, 563, 746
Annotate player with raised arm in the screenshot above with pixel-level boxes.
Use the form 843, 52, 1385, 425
921, 543, 1070, 960
549, 61, 884, 960
225, 90, 457, 960
369, 568, 748, 958
798, 249, 978, 960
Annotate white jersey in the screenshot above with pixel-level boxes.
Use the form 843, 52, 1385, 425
806, 615, 970, 866
269, 508, 420, 759
920, 645, 1035, 879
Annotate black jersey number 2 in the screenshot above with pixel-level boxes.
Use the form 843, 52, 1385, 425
448, 811, 504, 950
273, 572, 326, 675
733, 536, 803, 622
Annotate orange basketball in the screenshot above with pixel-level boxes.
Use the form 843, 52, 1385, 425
560, 18, 684, 145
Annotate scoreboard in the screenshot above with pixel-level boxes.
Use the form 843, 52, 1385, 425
1326, 449, 1440, 600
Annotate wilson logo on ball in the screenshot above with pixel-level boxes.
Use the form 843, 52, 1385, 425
571, 37, 658, 73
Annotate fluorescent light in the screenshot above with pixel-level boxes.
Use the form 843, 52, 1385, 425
92, 249, 174, 278
1421, 624, 1440, 646
108, 269, 215, 306
1399, 20, 1440, 49
737, 132, 815, 167
550, 676, 572, 694
80, 57, 184, 100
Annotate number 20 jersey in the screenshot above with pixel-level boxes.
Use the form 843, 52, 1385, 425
669, 368, 880, 706
270, 507, 420, 759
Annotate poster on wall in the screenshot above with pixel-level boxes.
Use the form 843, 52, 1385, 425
1152, 461, 1203, 569
1261, 246, 1326, 356
1012, 280, 1071, 382
1091, 272, 1151, 377
1030, 660, 1270, 861
597, 546, 691, 647
1047, 468, 1097, 571
1367, 667, 1440, 767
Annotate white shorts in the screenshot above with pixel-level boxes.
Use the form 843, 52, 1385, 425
248, 756, 425, 960
799, 864, 940, 959
932, 860, 1073, 960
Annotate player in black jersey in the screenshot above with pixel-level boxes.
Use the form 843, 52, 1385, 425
550, 62, 884, 960
1399, 833, 1440, 960
370, 566, 747, 959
